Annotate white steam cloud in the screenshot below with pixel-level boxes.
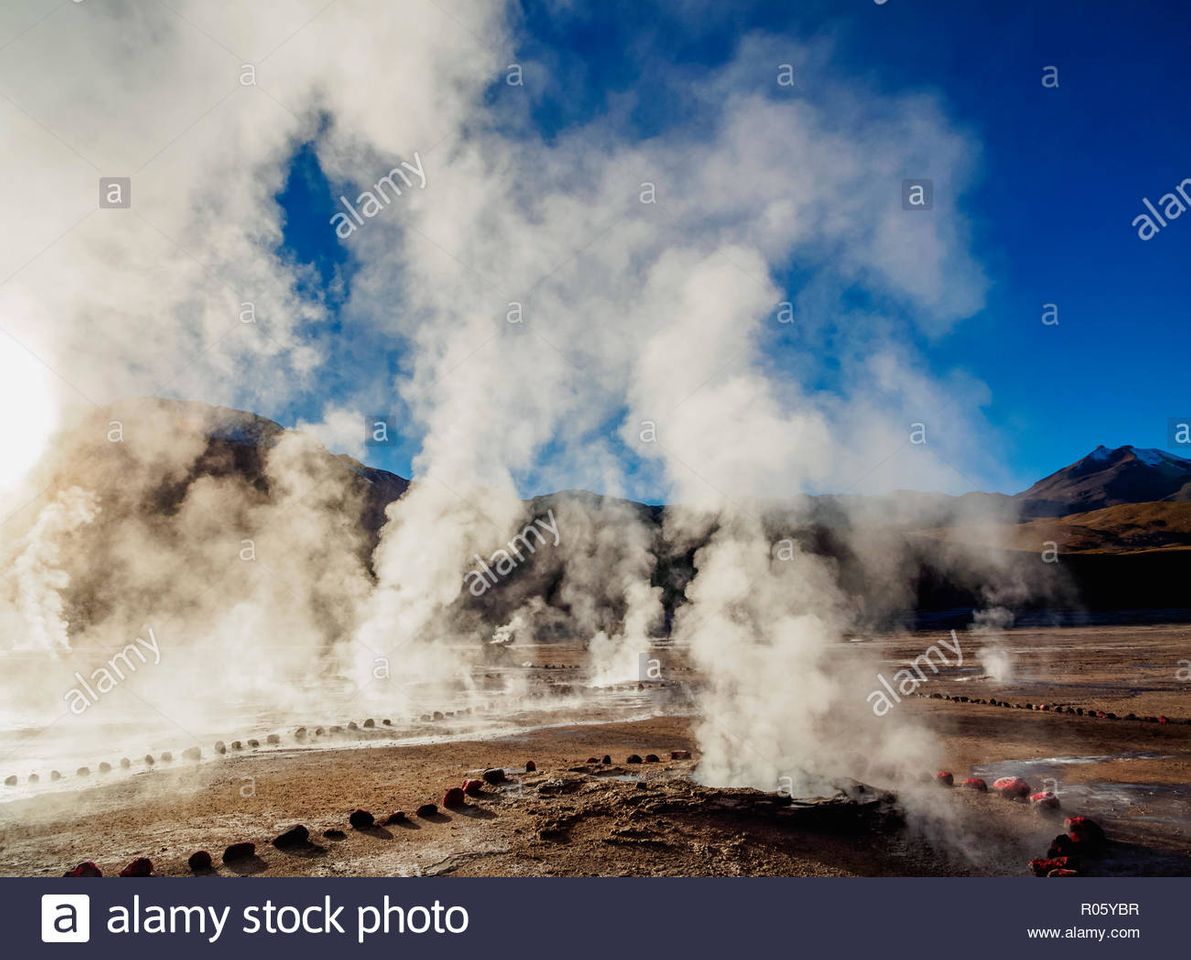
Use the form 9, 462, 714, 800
0, 1, 1021, 791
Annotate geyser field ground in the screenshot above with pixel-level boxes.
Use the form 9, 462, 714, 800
0, 625, 1187, 878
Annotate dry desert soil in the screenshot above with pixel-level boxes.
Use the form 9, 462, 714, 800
1, 624, 1188, 878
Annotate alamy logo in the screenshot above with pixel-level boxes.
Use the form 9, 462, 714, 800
42, 894, 91, 943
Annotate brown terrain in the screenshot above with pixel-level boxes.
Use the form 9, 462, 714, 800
1, 624, 1187, 879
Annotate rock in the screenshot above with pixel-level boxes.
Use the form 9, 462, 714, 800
482, 767, 506, 785
3, 775, 14, 786
182, 747, 201, 761
416, 803, 438, 818
64, 861, 103, 878
349, 809, 375, 830
348, 722, 358, 731
266, 734, 280, 745
51, 770, 62, 781
1158, 715, 1168, 725
28, 773, 39, 784
442, 787, 466, 808
294, 728, 306, 739
962, 777, 988, 792
214, 741, 226, 754
187, 851, 213, 872
273, 825, 311, 850
993, 776, 1031, 800
1030, 856, 1071, 877
323, 829, 346, 841
98, 762, 112, 774
645, 754, 660, 763
230, 741, 242, 751
462, 779, 484, 797
222, 842, 255, 863
626, 754, 642, 764
77, 767, 90, 777
120, 758, 131, 769
1065, 815, 1106, 850
602, 755, 612, 765
144, 755, 155, 765
1047, 833, 1077, 858
670, 750, 692, 760
935, 770, 953, 786
363, 719, 375, 728
525, 760, 537, 772
329, 726, 342, 734
1030, 791, 1061, 811
382, 719, 392, 726
119, 857, 153, 877
246, 740, 259, 749
314, 727, 324, 736
384, 812, 408, 825
160, 752, 173, 762
433, 711, 444, 721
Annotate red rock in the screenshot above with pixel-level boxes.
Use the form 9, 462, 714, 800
119, 857, 152, 877
1158, 715, 1168, 725
993, 776, 1031, 799
462, 778, 484, 796
1065, 816, 1106, 849
962, 777, 988, 792
222, 842, 255, 863
63, 861, 102, 878
1029, 856, 1071, 877
442, 787, 466, 808
1047, 834, 1077, 858
272, 825, 310, 849
935, 770, 954, 786
187, 851, 213, 872
1030, 791, 1061, 811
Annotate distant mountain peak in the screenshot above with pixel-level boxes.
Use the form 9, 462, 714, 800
1080, 444, 1189, 468
1018, 444, 1191, 517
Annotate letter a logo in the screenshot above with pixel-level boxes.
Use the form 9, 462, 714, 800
41, 894, 90, 943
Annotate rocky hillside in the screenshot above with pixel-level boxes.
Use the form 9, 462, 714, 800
1015, 445, 1191, 518
20, 401, 1191, 630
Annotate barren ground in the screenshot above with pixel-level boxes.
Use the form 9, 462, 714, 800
1, 624, 1188, 878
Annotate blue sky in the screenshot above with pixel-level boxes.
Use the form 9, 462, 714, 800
272, 0, 1191, 495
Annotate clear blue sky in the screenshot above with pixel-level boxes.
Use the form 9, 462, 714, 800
273, 0, 1191, 494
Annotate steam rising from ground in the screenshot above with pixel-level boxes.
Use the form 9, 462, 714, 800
0, 2, 1027, 792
